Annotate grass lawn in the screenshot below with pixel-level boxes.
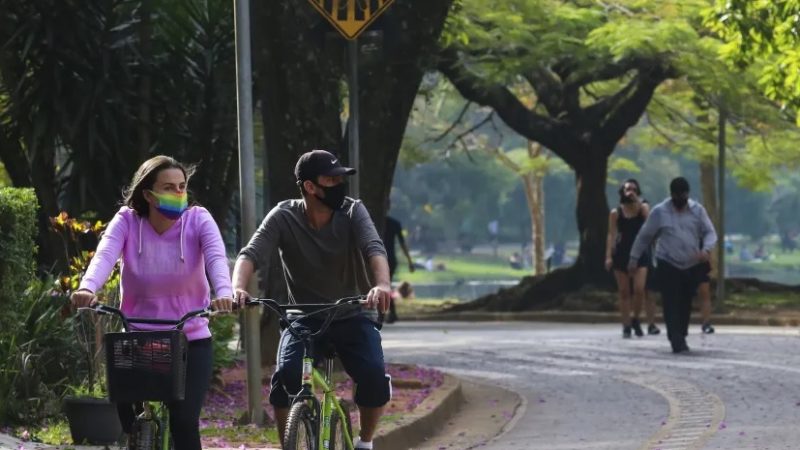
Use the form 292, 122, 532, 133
724, 290, 800, 311
393, 253, 531, 284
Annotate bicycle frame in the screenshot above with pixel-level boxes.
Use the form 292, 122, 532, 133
246, 297, 366, 450
140, 401, 171, 450
300, 355, 353, 450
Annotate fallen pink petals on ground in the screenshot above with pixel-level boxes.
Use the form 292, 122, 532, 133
200, 362, 444, 447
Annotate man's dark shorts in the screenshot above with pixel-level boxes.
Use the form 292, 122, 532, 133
694, 261, 712, 284
270, 315, 391, 408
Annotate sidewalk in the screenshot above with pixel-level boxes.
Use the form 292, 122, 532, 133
402, 309, 800, 327
0, 375, 465, 450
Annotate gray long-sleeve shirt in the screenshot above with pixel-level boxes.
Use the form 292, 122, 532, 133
629, 198, 717, 270
238, 197, 387, 320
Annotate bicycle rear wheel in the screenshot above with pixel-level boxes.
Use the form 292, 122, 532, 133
284, 402, 317, 450
129, 418, 159, 450
329, 401, 353, 450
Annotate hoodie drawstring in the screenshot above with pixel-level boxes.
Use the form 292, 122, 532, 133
138, 217, 143, 256
180, 217, 185, 262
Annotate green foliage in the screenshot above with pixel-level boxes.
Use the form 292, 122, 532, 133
0, 188, 37, 318
0, 277, 85, 425
707, 0, 800, 123
209, 314, 237, 384
30, 419, 73, 445
0, 163, 10, 187
0, 0, 239, 227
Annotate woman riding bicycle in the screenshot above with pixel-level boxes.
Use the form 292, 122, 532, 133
70, 155, 234, 450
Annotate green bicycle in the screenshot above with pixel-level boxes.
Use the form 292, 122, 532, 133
246, 296, 368, 450
82, 303, 214, 450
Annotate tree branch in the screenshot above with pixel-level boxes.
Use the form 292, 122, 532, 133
524, 67, 566, 116
445, 111, 495, 151
430, 101, 472, 143
438, 48, 582, 167
594, 65, 675, 151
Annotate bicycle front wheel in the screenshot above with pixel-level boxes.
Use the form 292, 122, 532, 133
284, 402, 317, 450
329, 401, 353, 450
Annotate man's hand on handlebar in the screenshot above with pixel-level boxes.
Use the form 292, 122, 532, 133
366, 285, 392, 313
70, 289, 98, 308
233, 288, 252, 308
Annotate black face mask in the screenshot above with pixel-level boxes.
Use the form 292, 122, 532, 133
314, 182, 347, 210
620, 194, 635, 204
671, 195, 688, 209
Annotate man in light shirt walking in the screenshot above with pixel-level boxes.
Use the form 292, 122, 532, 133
628, 177, 717, 353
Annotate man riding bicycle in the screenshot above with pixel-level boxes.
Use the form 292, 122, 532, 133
232, 149, 392, 450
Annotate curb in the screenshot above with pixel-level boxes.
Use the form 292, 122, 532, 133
374, 374, 464, 450
402, 311, 800, 327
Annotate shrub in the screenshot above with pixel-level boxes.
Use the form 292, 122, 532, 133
0, 277, 84, 425
0, 188, 37, 315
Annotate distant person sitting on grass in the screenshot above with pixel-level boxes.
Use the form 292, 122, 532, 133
509, 252, 523, 270
419, 256, 447, 272
739, 246, 753, 262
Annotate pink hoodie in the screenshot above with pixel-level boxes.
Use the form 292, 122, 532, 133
79, 206, 233, 341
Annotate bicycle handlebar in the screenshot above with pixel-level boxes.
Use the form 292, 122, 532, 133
244, 295, 367, 339
78, 303, 214, 332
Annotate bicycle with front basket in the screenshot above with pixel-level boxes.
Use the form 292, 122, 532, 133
80, 304, 216, 450
245, 296, 369, 450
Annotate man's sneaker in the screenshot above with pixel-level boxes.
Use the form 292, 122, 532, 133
647, 323, 661, 335
353, 437, 373, 449
702, 322, 715, 334
623, 325, 632, 339
631, 318, 644, 337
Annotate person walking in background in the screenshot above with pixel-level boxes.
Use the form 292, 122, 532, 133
629, 177, 717, 353
696, 238, 715, 334
382, 199, 415, 323
605, 179, 660, 338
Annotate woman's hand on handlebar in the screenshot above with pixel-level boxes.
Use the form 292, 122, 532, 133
70, 289, 98, 308
211, 297, 235, 313
366, 285, 392, 313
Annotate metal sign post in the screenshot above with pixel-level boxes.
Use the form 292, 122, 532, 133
348, 39, 360, 197
234, 0, 263, 425
308, 0, 396, 198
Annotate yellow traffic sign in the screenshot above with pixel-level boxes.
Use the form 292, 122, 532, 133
308, 0, 395, 40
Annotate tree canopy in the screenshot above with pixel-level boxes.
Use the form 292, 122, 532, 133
708, 0, 800, 123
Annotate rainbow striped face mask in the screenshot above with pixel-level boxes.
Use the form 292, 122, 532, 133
148, 190, 188, 220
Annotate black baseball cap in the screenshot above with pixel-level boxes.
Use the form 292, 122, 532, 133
294, 150, 356, 184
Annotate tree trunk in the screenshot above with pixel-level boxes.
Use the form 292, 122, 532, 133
528, 141, 546, 275
29, 149, 64, 273
699, 160, 719, 279
573, 153, 613, 286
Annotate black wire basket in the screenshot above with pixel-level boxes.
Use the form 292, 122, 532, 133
105, 330, 187, 403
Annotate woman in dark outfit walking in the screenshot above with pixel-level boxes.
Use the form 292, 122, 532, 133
605, 179, 660, 338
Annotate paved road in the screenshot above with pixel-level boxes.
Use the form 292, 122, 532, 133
382, 322, 800, 450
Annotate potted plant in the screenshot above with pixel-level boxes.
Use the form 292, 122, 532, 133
63, 376, 123, 445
